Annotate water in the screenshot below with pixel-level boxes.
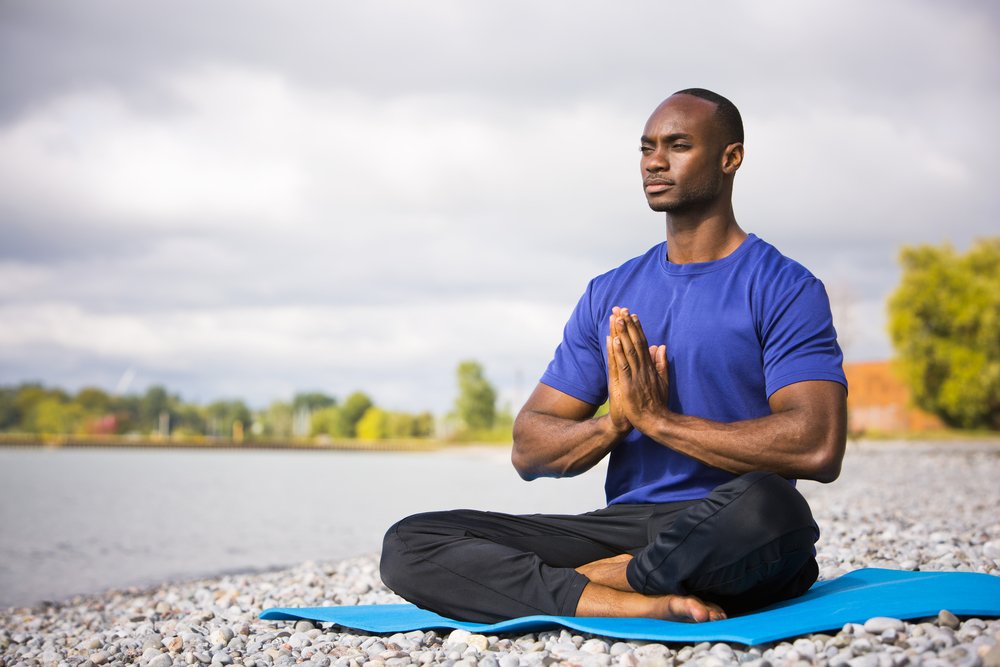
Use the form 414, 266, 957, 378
0, 446, 608, 608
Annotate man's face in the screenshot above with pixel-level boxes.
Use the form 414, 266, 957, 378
640, 94, 727, 214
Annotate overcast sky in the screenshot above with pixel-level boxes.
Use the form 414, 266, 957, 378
1, 1, 997, 414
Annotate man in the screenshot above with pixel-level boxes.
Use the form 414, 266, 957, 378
381, 88, 847, 623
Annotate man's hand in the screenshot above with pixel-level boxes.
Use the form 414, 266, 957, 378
610, 307, 671, 432
605, 309, 634, 438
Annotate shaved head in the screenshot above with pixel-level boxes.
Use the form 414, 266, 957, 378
672, 88, 744, 145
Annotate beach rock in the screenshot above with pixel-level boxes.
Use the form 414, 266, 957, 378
863, 617, 905, 634
466, 634, 489, 652
983, 643, 1000, 667
447, 629, 472, 646
147, 654, 172, 667
209, 627, 234, 646
938, 609, 961, 629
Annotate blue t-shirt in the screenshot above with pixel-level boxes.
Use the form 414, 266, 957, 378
540, 234, 847, 505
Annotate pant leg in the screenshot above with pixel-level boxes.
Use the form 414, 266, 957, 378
380, 505, 658, 622
625, 471, 820, 615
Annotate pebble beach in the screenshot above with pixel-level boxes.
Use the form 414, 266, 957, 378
3, 440, 999, 667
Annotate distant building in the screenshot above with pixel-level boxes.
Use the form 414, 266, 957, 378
843, 361, 943, 434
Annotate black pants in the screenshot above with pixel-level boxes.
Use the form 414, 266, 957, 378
380, 471, 819, 623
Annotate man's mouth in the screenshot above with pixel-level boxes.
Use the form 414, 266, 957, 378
644, 180, 674, 194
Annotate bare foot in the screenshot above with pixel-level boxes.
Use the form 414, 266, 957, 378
575, 553, 635, 591
575, 582, 726, 622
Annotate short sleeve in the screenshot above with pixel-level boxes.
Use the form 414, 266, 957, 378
761, 277, 848, 398
539, 280, 609, 405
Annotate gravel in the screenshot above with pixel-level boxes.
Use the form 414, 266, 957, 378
3, 440, 999, 666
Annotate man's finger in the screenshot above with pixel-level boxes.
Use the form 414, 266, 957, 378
654, 344, 668, 378
607, 335, 619, 384
628, 313, 650, 351
612, 336, 632, 377
615, 317, 641, 363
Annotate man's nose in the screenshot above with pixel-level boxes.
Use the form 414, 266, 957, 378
645, 149, 669, 172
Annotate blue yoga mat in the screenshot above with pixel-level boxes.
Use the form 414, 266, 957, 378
260, 568, 1000, 644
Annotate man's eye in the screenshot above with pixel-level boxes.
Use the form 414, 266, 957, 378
673, 144, 690, 150
639, 146, 652, 154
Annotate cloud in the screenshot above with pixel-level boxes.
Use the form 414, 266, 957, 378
0, 0, 997, 409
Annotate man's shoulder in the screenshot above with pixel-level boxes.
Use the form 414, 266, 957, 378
588, 242, 666, 289
744, 235, 819, 289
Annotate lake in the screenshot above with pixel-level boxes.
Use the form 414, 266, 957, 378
0, 446, 608, 609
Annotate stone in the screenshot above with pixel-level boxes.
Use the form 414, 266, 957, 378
466, 634, 489, 653
294, 621, 316, 632
148, 654, 172, 667
984, 643, 1000, 667
863, 617, 905, 634
209, 628, 235, 646
448, 630, 473, 646
792, 638, 816, 658
938, 609, 961, 629
610, 643, 632, 656
89, 653, 109, 665
581, 639, 609, 654
847, 656, 878, 667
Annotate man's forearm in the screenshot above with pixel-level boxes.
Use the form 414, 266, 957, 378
511, 411, 627, 480
639, 399, 845, 483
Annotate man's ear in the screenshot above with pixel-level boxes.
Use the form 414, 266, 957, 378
722, 142, 744, 174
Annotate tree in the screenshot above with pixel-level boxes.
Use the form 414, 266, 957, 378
205, 399, 252, 438
0, 387, 16, 430
139, 385, 176, 433
453, 360, 497, 431
338, 391, 374, 437
292, 392, 337, 412
887, 238, 1000, 429
30, 397, 84, 434
310, 405, 342, 437
356, 407, 389, 440
259, 400, 294, 438
75, 387, 112, 414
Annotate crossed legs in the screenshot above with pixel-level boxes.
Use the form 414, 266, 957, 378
379, 472, 819, 623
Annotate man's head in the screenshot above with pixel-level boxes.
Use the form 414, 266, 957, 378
640, 89, 744, 214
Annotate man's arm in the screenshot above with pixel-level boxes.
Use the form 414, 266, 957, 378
512, 328, 647, 479
610, 308, 847, 482
511, 385, 621, 480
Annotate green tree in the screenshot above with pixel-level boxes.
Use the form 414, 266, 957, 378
75, 387, 111, 414
205, 399, 252, 438
356, 406, 389, 440
310, 405, 343, 437
411, 411, 435, 437
453, 360, 497, 431
0, 386, 19, 430
338, 391, 374, 437
258, 400, 294, 438
292, 392, 337, 412
887, 238, 1000, 429
30, 397, 85, 434
139, 385, 176, 433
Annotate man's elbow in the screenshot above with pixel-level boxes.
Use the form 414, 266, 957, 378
806, 429, 846, 483
511, 413, 538, 480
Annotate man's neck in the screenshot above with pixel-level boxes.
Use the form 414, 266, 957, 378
665, 206, 746, 264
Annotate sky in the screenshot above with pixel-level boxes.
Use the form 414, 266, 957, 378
0, 1, 997, 415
